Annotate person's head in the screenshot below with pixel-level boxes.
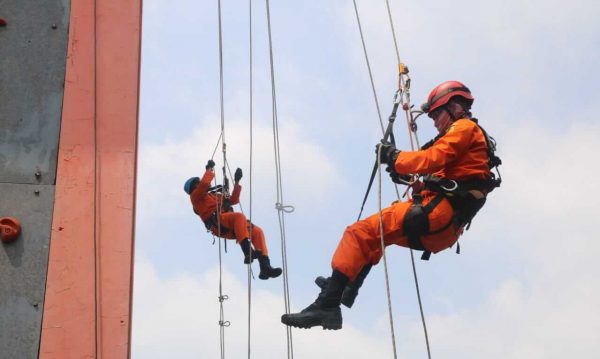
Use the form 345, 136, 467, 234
184, 177, 200, 195
421, 81, 474, 133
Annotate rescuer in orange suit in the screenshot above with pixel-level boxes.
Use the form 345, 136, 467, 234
281, 81, 501, 329
184, 160, 282, 280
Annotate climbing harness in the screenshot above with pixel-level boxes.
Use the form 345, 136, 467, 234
403, 193, 451, 260
401, 117, 503, 260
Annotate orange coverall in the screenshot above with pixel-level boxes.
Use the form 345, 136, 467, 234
332, 118, 492, 280
190, 170, 269, 255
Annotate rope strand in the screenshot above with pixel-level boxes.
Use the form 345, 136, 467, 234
216, 0, 228, 356
265, 1, 293, 357
247, 0, 254, 357
353, 1, 431, 357
381, 2, 430, 357
377, 146, 399, 359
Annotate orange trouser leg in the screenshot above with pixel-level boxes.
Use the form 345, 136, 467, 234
331, 202, 410, 281
249, 223, 268, 256
331, 195, 458, 281
211, 212, 250, 243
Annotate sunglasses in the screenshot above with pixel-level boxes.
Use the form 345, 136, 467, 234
428, 107, 445, 119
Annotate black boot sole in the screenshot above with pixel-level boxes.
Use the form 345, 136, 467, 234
281, 307, 342, 330
259, 268, 282, 280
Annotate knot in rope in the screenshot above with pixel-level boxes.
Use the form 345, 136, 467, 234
218, 320, 231, 327
275, 202, 295, 213
218, 294, 229, 303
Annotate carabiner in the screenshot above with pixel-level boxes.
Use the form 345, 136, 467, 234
441, 180, 458, 192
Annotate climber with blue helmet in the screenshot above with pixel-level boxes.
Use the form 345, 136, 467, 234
184, 159, 282, 280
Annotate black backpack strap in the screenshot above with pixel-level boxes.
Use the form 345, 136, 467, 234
404, 193, 446, 260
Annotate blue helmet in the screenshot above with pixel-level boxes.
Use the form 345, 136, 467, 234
184, 177, 200, 194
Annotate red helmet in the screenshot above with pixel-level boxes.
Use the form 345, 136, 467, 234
421, 81, 474, 113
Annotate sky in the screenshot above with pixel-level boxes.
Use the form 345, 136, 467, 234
132, 0, 600, 358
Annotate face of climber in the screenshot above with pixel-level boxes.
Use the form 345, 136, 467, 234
429, 107, 453, 133
429, 99, 469, 133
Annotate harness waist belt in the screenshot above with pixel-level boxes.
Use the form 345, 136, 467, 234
203, 212, 232, 235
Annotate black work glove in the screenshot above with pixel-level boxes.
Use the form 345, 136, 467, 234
234, 168, 243, 182
375, 142, 400, 168
389, 171, 412, 184
206, 159, 215, 170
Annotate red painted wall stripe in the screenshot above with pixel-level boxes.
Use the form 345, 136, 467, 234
40, 0, 141, 357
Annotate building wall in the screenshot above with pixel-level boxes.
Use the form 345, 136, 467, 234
0, 1, 70, 358
0, 0, 141, 357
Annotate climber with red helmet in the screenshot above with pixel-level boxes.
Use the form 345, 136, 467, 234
184, 160, 282, 280
282, 81, 501, 330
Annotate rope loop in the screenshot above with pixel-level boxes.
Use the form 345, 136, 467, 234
275, 202, 295, 213
219, 320, 231, 327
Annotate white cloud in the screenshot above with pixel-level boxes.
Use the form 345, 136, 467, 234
412, 120, 600, 358
135, 0, 600, 357
136, 115, 342, 223
132, 255, 393, 358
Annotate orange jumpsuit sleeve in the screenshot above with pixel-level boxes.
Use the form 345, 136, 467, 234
395, 119, 476, 175
229, 183, 241, 205
190, 170, 215, 219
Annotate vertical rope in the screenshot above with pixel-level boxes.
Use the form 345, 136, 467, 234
216, 0, 229, 357
352, 0, 401, 201
352, 2, 399, 357
382, 2, 430, 357
376, 147, 399, 359
265, 1, 293, 357
352, 0, 384, 135
247, 0, 254, 357
384, 0, 420, 150
353, 0, 431, 358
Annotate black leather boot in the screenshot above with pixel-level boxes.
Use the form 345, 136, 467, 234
257, 254, 282, 280
239, 239, 256, 264
281, 270, 349, 330
314, 264, 371, 308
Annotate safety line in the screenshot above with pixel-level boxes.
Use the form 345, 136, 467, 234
352, 0, 384, 135
376, 147, 399, 359
216, 0, 229, 357
265, 1, 294, 357
352, 1, 399, 357
211, 132, 223, 160
352, 0, 401, 204
384, 0, 420, 151
381, 2, 431, 357
353, 1, 431, 358
247, 0, 254, 357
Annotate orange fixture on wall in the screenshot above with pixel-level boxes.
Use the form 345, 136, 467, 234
0, 217, 21, 243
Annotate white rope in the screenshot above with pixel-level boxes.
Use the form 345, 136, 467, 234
265, 1, 294, 357
377, 146, 399, 359
216, 0, 229, 357
353, 0, 432, 358
247, 0, 254, 357
381, 2, 431, 357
